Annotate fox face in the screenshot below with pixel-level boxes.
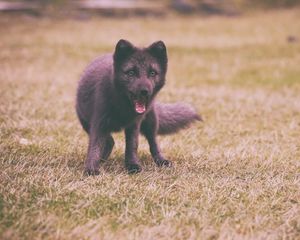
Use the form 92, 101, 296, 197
113, 40, 168, 114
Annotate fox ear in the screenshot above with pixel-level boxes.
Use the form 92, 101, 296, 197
114, 39, 135, 62
148, 41, 168, 72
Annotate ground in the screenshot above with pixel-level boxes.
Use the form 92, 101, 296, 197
0, 8, 300, 240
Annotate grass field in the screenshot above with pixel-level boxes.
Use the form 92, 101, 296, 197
1, 8, 300, 240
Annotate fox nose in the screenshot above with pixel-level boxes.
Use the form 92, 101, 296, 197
140, 89, 149, 97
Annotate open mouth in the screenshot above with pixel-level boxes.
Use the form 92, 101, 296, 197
129, 92, 148, 114
129, 91, 149, 115
133, 98, 147, 114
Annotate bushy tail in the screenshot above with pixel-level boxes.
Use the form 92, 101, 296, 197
155, 102, 202, 135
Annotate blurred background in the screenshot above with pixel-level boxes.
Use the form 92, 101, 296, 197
0, 0, 300, 17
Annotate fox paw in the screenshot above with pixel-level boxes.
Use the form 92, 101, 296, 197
156, 159, 172, 167
126, 163, 142, 174
84, 168, 100, 176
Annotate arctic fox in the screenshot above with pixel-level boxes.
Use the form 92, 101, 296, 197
76, 39, 200, 174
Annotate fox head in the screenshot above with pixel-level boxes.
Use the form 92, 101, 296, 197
113, 39, 168, 115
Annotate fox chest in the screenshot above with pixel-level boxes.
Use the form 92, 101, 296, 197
106, 111, 143, 132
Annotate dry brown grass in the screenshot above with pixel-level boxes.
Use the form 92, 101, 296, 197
0, 8, 300, 240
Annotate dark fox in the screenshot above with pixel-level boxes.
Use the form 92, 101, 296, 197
76, 39, 201, 175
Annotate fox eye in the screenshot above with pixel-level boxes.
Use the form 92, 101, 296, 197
149, 70, 157, 77
126, 70, 135, 76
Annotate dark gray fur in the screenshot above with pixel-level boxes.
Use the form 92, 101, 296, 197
76, 39, 200, 175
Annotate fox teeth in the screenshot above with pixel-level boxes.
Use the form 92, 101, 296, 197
134, 101, 146, 114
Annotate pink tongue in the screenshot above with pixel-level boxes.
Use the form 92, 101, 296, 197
135, 101, 146, 114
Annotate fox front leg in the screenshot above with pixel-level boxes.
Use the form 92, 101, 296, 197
124, 123, 143, 174
141, 109, 172, 167
85, 132, 114, 175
